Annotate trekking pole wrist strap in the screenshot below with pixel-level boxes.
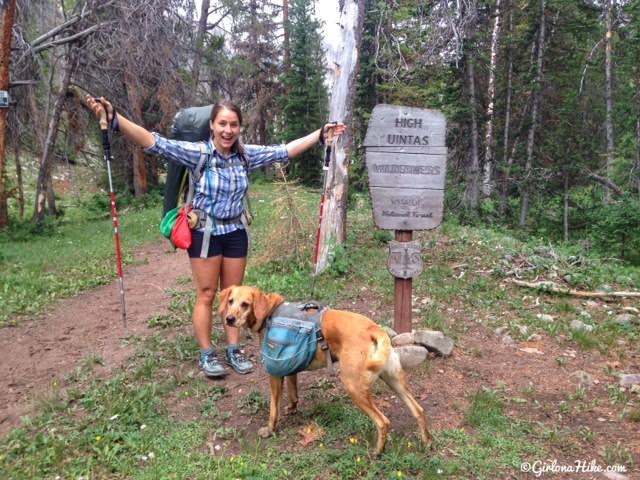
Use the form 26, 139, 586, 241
110, 108, 120, 133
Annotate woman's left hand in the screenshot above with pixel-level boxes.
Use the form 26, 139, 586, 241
322, 122, 346, 142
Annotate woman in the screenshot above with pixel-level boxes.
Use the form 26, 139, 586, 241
87, 96, 345, 377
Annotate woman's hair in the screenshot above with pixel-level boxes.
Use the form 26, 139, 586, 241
210, 101, 244, 153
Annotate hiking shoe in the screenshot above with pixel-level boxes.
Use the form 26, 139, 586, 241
226, 348, 255, 374
199, 351, 227, 377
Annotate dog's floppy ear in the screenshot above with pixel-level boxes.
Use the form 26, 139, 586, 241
218, 286, 233, 318
252, 289, 284, 323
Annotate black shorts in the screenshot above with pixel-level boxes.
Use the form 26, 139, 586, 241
188, 228, 248, 259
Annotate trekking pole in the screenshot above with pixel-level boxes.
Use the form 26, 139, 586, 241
97, 103, 127, 329
310, 124, 337, 297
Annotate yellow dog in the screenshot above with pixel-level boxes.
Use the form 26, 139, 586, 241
218, 285, 431, 455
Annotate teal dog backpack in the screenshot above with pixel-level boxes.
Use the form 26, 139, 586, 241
261, 302, 326, 377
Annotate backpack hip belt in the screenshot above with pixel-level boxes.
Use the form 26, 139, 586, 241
192, 209, 243, 229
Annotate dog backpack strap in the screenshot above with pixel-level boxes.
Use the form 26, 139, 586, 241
300, 303, 335, 376
315, 308, 335, 375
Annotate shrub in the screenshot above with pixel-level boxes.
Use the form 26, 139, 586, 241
587, 195, 640, 264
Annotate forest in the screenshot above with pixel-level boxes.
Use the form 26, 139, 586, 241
1, 0, 639, 264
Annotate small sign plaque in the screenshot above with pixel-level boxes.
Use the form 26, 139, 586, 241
388, 240, 423, 279
0, 91, 8, 108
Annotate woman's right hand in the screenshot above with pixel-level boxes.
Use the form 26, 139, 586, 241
86, 96, 114, 123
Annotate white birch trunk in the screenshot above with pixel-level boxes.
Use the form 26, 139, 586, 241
315, 0, 364, 274
604, 0, 615, 203
519, 0, 546, 227
464, 56, 481, 210
481, 0, 502, 197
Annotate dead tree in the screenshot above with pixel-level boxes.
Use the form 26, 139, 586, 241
189, 0, 210, 103
315, 0, 365, 274
34, 48, 78, 223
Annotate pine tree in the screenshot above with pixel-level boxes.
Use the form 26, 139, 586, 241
280, 0, 327, 185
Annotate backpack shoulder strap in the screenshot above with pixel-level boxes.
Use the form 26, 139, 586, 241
238, 148, 254, 219
185, 143, 210, 206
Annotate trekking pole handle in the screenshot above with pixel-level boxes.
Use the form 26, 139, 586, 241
322, 122, 338, 170
98, 103, 109, 131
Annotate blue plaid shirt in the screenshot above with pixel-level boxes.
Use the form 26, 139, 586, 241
145, 133, 289, 235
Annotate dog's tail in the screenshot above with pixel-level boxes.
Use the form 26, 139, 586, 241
366, 329, 392, 372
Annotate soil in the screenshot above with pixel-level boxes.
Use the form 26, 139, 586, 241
1, 241, 639, 479
0, 243, 190, 437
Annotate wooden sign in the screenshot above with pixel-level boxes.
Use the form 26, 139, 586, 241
365, 105, 447, 231
365, 104, 447, 334
388, 240, 423, 279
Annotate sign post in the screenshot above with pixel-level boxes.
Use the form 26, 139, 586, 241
364, 105, 447, 333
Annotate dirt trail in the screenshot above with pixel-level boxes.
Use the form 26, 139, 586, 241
0, 243, 191, 437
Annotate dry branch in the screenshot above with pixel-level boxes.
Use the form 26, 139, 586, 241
509, 279, 640, 299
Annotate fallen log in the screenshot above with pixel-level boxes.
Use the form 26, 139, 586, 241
509, 279, 640, 299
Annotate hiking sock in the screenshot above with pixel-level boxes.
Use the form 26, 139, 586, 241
227, 344, 240, 354
200, 347, 215, 358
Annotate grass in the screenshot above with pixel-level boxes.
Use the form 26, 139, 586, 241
0, 200, 164, 326
1, 179, 639, 478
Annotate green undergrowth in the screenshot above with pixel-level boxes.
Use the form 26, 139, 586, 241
1, 182, 638, 478
0, 330, 544, 480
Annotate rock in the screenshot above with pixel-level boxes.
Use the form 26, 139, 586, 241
382, 326, 397, 339
413, 329, 454, 357
391, 332, 414, 347
495, 326, 509, 336
570, 319, 594, 332
578, 309, 592, 320
602, 472, 629, 480
615, 313, 637, 325
502, 334, 515, 346
622, 306, 639, 315
630, 384, 640, 394
395, 345, 428, 369
570, 370, 595, 387
585, 300, 600, 310
536, 314, 554, 323
527, 334, 543, 342
619, 373, 640, 388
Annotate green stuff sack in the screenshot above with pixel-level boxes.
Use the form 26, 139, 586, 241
160, 206, 180, 239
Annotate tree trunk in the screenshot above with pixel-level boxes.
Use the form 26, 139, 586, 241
124, 67, 148, 198
47, 176, 57, 216
636, 116, 640, 198
0, 0, 17, 229
563, 171, 569, 241
604, 0, 615, 204
464, 55, 481, 211
283, 0, 290, 68
34, 48, 77, 223
190, 0, 210, 103
315, 0, 365, 274
499, 8, 514, 218
12, 135, 24, 218
519, 0, 546, 227
481, 0, 501, 197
